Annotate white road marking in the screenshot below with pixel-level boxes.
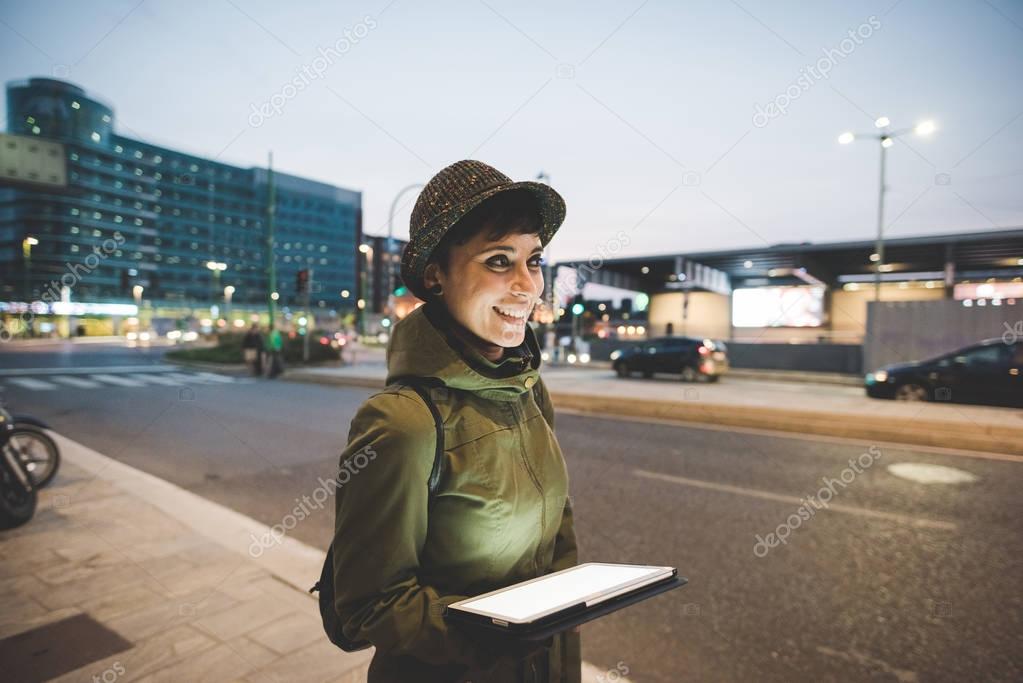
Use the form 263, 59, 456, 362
160, 372, 205, 384
633, 469, 958, 531
161, 371, 233, 384
0, 365, 177, 376
89, 374, 147, 387
887, 463, 978, 485
5, 378, 58, 390
192, 372, 235, 384
127, 373, 182, 386
49, 376, 102, 389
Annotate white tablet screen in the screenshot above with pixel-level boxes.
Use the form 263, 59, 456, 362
455, 564, 669, 623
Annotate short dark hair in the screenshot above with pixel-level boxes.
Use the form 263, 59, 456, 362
429, 189, 542, 273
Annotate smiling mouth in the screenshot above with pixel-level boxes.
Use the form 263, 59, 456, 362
493, 306, 529, 324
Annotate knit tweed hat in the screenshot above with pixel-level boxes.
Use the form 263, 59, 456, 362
401, 160, 566, 300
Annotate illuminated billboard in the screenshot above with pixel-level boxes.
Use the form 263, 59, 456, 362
732, 286, 825, 328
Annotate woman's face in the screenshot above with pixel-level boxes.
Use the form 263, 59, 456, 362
426, 228, 545, 349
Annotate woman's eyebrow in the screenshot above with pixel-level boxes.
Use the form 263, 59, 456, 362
477, 244, 544, 255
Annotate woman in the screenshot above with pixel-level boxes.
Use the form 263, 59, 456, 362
331, 160, 580, 683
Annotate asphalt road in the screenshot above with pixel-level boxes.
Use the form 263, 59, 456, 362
2, 344, 1021, 682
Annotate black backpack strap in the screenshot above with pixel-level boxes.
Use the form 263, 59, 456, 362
400, 381, 446, 497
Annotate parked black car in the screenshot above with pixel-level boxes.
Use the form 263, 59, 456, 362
865, 338, 1022, 406
611, 337, 729, 381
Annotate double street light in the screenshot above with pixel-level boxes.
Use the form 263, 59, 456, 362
838, 117, 937, 301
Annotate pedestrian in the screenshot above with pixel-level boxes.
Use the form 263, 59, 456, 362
242, 323, 264, 376
331, 160, 579, 683
265, 324, 284, 378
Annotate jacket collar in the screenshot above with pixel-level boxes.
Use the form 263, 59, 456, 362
386, 302, 541, 402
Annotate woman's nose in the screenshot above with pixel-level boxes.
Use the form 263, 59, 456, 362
510, 261, 540, 299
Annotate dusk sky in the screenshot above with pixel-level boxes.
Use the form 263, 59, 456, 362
2, 0, 1022, 262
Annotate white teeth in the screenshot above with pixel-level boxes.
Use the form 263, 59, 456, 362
494, 306, 527, 320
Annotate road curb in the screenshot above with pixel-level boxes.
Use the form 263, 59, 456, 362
284, 370, 1023, 457
549, 392, 1023, 457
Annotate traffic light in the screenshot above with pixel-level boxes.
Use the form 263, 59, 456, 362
296, 269, 309, 294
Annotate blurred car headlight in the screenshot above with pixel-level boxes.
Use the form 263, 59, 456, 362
126, 331, 138, 341
579, 353, 590, 363
182, 331, 199, 342
609, 350, 622, 361
139, 331, 151, 342
870, 370, 888, 383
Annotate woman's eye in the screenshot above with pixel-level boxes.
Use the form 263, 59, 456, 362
487, 255, 510, 267
529, 256, 543, 268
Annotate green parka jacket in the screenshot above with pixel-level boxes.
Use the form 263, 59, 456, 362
332, 302, 581, 683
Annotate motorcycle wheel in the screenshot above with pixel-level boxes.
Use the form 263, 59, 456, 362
10, 425, 60, 488
0, 444, 37, 529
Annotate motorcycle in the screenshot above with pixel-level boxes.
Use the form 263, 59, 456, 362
0, 406, 37, 529
9, 414, 60, 488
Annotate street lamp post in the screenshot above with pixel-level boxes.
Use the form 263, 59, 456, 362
387, 184, 425, 316
224, 285, 235, 322
22, 236, 38, 302
358, 243, 373, 337
535, 171, 559, 357
206, 261, 227, 304
838, 117, 937, 301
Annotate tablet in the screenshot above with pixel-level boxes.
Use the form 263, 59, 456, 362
446, 563, 679, 632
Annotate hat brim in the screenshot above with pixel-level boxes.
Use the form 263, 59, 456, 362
401, 181, 565, 300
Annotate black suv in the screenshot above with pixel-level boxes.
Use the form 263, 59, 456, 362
610, 337, 729, 382
865, 338, 1022, 407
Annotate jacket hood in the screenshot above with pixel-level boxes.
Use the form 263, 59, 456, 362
385, 303, 542, 402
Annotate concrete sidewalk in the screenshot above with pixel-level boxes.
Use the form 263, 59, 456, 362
286, 363, 1023, 457
0, 434, 615, 682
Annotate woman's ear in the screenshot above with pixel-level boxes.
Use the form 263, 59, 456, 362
423, 262, 443, 290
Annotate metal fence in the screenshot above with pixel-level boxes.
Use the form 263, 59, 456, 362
864, 298, 1021, 371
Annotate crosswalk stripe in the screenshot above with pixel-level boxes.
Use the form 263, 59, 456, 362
160, 371, 231, 384
6, 378, 58, 390
192, 372, 236, 384
127, 373, 182, 386
0, 365, 177, 377
50, 376, 102, 389
90, 374, 147, 387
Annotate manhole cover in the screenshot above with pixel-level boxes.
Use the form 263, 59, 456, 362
0, 613, 133, 682
887, 462, 978, 484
